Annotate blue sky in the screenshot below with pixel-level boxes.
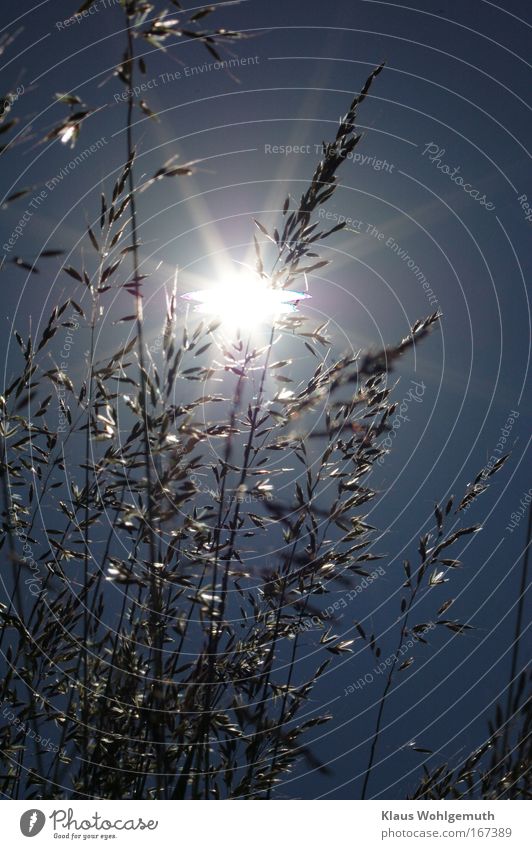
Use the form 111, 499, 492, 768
1, 0, 530, 798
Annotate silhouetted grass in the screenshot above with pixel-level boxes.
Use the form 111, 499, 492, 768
0, 1, 524, 801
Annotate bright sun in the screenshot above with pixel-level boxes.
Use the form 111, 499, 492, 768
182, 269, 310, 330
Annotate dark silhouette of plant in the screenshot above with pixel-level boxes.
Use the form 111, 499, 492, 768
411, 508, 531, 801
0, 2, 524, 801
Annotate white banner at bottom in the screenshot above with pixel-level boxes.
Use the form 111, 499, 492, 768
3, 800, 529, 848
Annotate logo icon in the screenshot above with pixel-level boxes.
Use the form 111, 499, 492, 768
20, 810, 46, 837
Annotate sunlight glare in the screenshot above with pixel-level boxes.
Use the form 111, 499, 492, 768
182, 269, 310, 330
